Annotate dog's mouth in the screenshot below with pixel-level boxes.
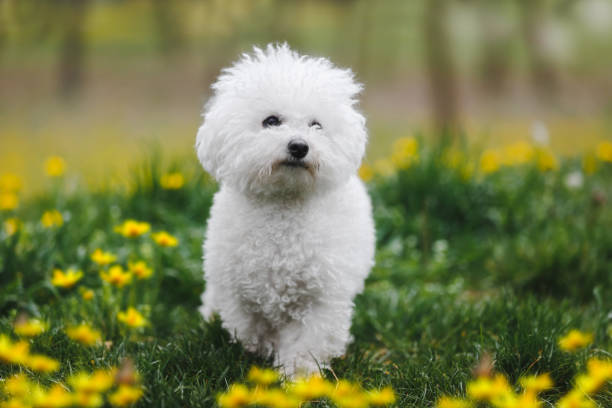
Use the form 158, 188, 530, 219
280, 159, 309, 169
270, 159, 318, 178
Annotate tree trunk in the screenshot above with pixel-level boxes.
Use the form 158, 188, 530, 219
57, 0, 88, 99
424, 0, 460, 138
519, 0, 559, 100
478, 2, 512, 96
152, 0, 183, 57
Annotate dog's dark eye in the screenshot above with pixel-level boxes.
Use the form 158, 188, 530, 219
309, 120, 322, 130
263, 115, 281, 127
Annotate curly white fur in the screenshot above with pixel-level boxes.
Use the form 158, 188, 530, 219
195, 44, 375, 377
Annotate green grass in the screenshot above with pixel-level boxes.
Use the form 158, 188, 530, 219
1, 143, 611, 407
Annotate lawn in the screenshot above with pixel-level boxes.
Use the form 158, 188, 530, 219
0, 138, 611, 407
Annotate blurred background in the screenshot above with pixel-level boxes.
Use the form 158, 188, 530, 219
1, 0, 612, 191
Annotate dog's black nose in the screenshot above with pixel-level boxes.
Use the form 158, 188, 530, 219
288, 139, 309, 159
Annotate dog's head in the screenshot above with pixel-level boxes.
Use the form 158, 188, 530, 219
196, 43, 367, 198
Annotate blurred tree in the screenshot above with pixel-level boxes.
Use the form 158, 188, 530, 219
518, 0, 560, 100
356, 0, 374, 79
152, 0, 184, 57
0, 0, 6, 64
477, 1, 514, 96
424, 0, 460, 136
56, 0, 89, 99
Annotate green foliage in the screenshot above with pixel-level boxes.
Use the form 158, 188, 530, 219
0, 144, 611, 407
373, 148, 612, 302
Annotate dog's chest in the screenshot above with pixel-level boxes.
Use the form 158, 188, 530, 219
233, 205, 328, 323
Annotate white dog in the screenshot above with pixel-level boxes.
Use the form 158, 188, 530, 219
195, 44, 375, 377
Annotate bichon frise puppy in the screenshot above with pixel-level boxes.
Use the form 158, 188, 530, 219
195, 44, 375, 377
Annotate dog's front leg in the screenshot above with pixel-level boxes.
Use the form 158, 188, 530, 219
275, 299, 353, 378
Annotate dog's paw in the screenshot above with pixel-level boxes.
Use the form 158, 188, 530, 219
199, 303, 217, 321
279, 356, 323, 380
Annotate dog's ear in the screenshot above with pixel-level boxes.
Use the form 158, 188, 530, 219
195, 112, 220, 178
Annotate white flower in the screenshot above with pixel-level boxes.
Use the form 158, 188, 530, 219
433, 239, 448, 254
565, 171, 584, 189
531, 121, 550, 146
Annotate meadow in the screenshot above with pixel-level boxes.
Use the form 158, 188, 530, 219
0, 137, 611, 408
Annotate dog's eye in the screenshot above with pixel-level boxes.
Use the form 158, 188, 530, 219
309, 120, 322, 130
263, 115, 281, 127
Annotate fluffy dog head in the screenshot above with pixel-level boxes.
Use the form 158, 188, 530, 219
196, 44, 367, 198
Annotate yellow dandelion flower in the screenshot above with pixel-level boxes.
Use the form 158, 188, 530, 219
51, 268, 83, 289
100, 265, 132, 288
41, 210, 63, 228
3, 373, 33, 398
536, 148, 558, 172
435, 396, 472, 408
575, 358, 612, 394
118, 307, 148, 328
25, 354, 60, 373
358, 164, 374, 182
586, 358, 612, 380
583, 153, 598, 175
128, 261, 153, 280
290, 375, 333, 400
557, 390, 596, 408
32, 383, 72, 408
14, 318, 47, 337
330, 380, 368, 408
81, 288, 95, 301
0, 335, 30, 365
504, 141, 535, 166
151, 231, 179, 247
217, 384, 251, 408
247, 366, 279, 386
90, 249, 117, 266
0, 173, 22, 192
596, 141, 612, 162
108, 384, 144, 407
72, 391, 104, 408
558, 330, 593, 352
92, 368, 117, 390
332, 394, 368, 408
253, 388, 300, 408
114, 220, 150, 238
480, 149, 502, 174
467, 374, 513, 402
514, 392, 542, 408
2, 397, 31, 408
160, 172, 185, 190
391, 137, 419, 169
374, 159, 395, 177
575, 374, 601, 395
0, 192, 19, 211
45, 156, 66, 177
69, 369, 116, 394
519, 373, 553, 394
4, 217, 21, 236
366, 386, 396, 406
66, 324, 102, 346
442, 150, 474, 180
